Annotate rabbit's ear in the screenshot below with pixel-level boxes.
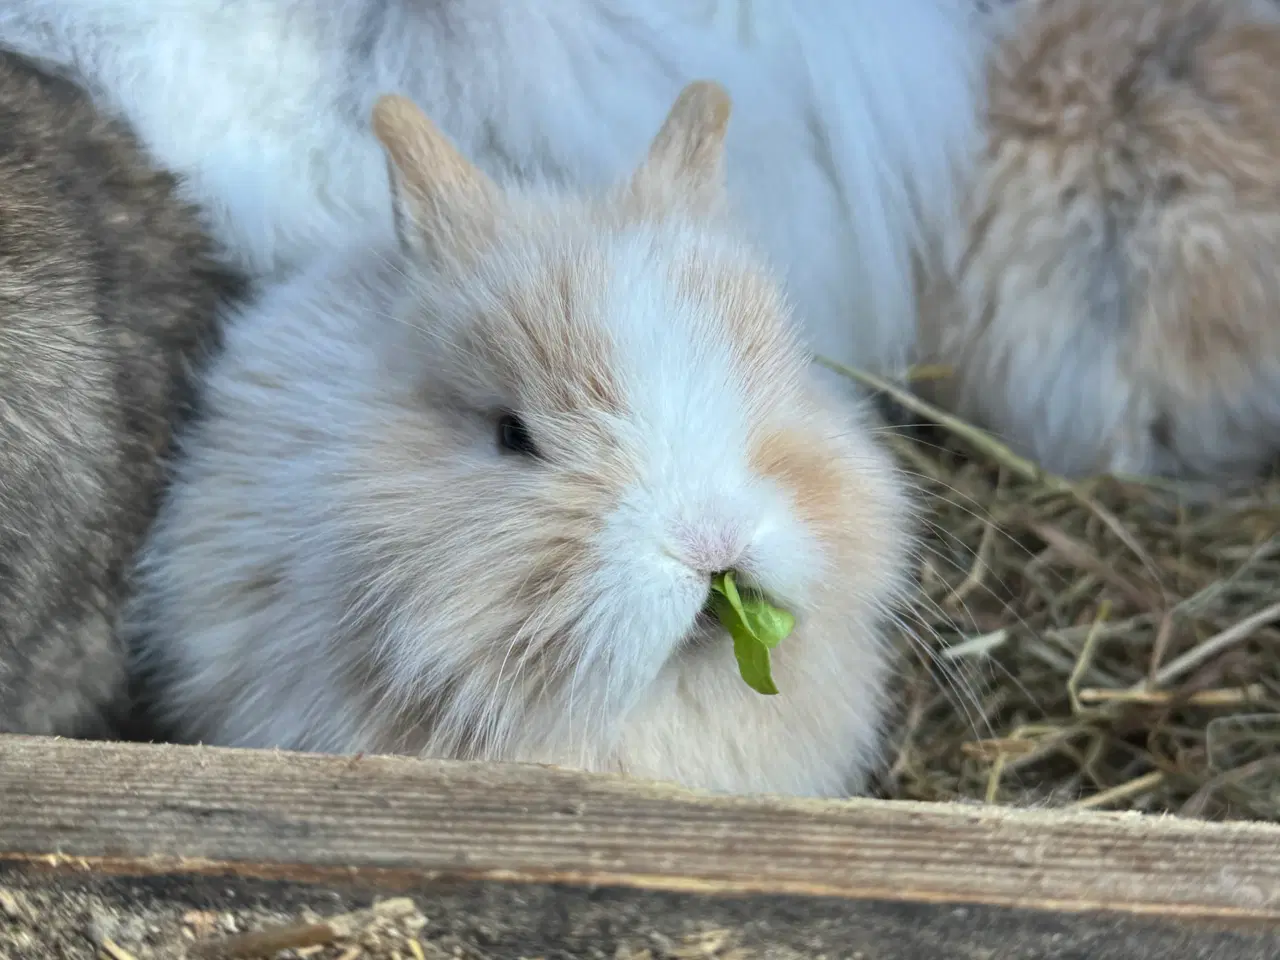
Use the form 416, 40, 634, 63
629, 81, 732, 217
371, 94, 499, 260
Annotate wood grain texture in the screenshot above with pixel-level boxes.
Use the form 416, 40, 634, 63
1, 734, 1279, 927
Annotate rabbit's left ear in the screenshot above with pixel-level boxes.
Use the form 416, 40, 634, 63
371, 94, 499, 261
629, 80, 732, 217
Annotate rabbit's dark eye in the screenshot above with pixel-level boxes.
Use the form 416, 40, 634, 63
496, 411, 539, 458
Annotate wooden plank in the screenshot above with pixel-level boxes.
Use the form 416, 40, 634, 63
2, 734, 1279, 919
0, 734, 1279, 958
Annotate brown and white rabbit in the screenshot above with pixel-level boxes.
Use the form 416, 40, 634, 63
0, 50, 240, 738
916, 0, 1280, 483
126, 82, 916, 799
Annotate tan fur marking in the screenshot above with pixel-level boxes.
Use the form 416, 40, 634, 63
669, 254, 800, 402
491, 260, 626, 418
749, 427, 846, 534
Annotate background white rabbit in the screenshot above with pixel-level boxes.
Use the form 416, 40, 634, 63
0, 0, 990, 380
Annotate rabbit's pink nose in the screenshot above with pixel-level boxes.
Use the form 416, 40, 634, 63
675, 527, 746, 575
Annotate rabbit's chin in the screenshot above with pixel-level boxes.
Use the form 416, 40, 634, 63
684, 610, 722, 650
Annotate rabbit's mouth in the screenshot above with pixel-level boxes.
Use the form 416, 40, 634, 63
682, 608, 722, 653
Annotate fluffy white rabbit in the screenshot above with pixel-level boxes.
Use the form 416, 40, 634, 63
125, 81, 917, 799
0, 0, 989, 378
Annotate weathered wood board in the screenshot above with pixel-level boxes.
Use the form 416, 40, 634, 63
1, 735, 1278, 958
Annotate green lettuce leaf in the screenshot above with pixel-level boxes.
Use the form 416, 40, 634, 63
708, 570, 795, 696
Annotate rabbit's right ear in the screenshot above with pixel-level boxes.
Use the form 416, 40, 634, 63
628, 80, 732, 218
371, 94, 499, 261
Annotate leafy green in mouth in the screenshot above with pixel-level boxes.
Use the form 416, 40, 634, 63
706, 570, 795, 696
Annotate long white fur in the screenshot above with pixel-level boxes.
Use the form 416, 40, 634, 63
125, 89, 915, 799
0, 0, 990, 378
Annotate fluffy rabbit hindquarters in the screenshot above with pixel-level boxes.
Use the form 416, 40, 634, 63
918, 0, 1280, 483
0, 51, 238, 738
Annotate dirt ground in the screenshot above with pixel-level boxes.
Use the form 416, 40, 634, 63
3, 870, 1279, 960
0, 880, 734, 960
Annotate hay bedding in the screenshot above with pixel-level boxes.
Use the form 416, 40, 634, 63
847, 365, 1280, 822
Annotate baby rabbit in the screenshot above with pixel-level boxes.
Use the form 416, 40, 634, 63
0, 0, 987, 382
127, 82, 916, 799
916, 0, 1280, 482
0, 50, 239, 738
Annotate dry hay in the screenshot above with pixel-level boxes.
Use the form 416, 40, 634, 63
831, 362, 1280, 822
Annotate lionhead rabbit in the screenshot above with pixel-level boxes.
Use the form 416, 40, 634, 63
0, 0, 987, 382
0, 50, 239, 738
127, 82, 916, 799
917, 0, 1280, 483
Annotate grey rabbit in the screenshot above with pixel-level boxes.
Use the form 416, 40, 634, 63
0, 49, 242, 739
